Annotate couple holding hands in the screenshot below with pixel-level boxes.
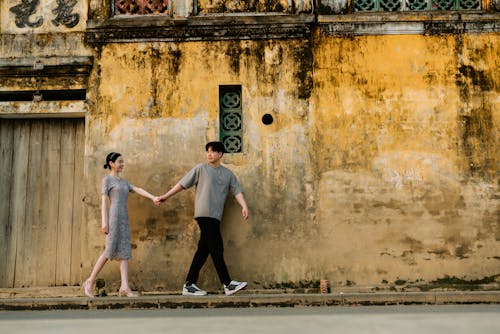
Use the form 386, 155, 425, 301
83, 141, 249, 298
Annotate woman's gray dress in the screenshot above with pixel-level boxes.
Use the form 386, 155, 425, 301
102, 175, 134, 260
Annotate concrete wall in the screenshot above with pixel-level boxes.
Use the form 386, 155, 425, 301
83, 38, 316, 291
1, 0, 498, 291
312, 33, 499, 287
85, 34, 498, 291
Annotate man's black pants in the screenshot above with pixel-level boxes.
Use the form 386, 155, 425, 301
185, 217, 231, 286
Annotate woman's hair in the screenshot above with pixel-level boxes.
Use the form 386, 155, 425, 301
104, 152, 121, 169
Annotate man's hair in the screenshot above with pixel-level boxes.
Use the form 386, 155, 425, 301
206, 141, 226, 154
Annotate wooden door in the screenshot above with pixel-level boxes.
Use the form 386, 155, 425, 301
0, 118, 84, 288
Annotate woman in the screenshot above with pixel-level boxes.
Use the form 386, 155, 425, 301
83, 152, 158, 297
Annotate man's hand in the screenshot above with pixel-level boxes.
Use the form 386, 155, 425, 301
235, 192, 249, 221
153, 196, 164, 206
241, 206, 249, 221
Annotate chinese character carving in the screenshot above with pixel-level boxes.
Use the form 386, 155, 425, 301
9, 0, 43, 28
52, 0, 80, 28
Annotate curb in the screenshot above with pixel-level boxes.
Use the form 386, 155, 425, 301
1, 291, 499, 311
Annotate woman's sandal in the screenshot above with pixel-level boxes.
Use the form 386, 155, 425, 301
83, 280, 94, 298
118, 288, 139, 297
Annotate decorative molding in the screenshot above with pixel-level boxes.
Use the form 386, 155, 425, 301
0, 90, 86, 102
85, 11, 499, 42
86, 14, 315, 43
0, 57, 93, 78
318, 12, 500, 35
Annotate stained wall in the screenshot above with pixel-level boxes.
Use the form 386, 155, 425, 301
0, 0, 498, 291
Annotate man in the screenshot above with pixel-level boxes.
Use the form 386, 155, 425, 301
156, 141, 249, 296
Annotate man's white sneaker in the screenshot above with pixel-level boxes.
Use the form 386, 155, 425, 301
182, 283, 207, 296
224, 280, 247, 296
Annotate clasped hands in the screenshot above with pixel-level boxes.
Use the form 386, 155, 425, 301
152, 195, 166, 206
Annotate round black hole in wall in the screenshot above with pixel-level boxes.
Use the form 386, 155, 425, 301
262, 113, 274, 125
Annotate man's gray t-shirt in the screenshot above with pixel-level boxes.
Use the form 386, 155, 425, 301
179, 163, 243, 221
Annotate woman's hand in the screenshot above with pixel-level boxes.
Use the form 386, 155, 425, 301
153, 196, 163, 206
101, 224, 109, 234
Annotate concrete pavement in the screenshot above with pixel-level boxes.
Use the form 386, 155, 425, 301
1, 305, 500, 334
0, 287, 499, 311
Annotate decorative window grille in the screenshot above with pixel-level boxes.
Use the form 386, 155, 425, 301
354, 0, 480, 11
219, 85, 243, 154
114, 0, 169, 15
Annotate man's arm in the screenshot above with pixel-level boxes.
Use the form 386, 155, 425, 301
235, 192, 249, 221
156, 183, 185, 205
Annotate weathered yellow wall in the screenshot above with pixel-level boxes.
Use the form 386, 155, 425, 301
85, 39, 317, 290
84, 32, 499, 291
311, 33, 499, 287
1, 0, 498, 292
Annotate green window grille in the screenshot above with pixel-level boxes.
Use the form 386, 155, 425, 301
354, 0, 480, 11
219, 85, 243, 153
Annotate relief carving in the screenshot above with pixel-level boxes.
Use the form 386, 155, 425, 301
9, 0, 43, 28
9, 0, 80, 29
52, 0, 80, 28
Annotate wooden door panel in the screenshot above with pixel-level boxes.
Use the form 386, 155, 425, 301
0, 121, 14, 287
56, 120, 76, 285
0, 119, 84, 288
70, 120, 85, 285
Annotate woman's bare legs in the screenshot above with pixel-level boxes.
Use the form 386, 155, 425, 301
118, 260, 138, 297
83, 253, 108, 297
119, 260, 130, 291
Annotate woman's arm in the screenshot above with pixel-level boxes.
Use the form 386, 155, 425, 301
101, 195, 109, 234
132, 186, 157, 201
235, 192, 249, 221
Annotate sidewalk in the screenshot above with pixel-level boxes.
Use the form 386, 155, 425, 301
1, 287, 499, 311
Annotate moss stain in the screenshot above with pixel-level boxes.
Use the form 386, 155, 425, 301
417, 275, 500, 291
293, 42, 313, 99
455, 36, 496, 180
225, 41, 241, 75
